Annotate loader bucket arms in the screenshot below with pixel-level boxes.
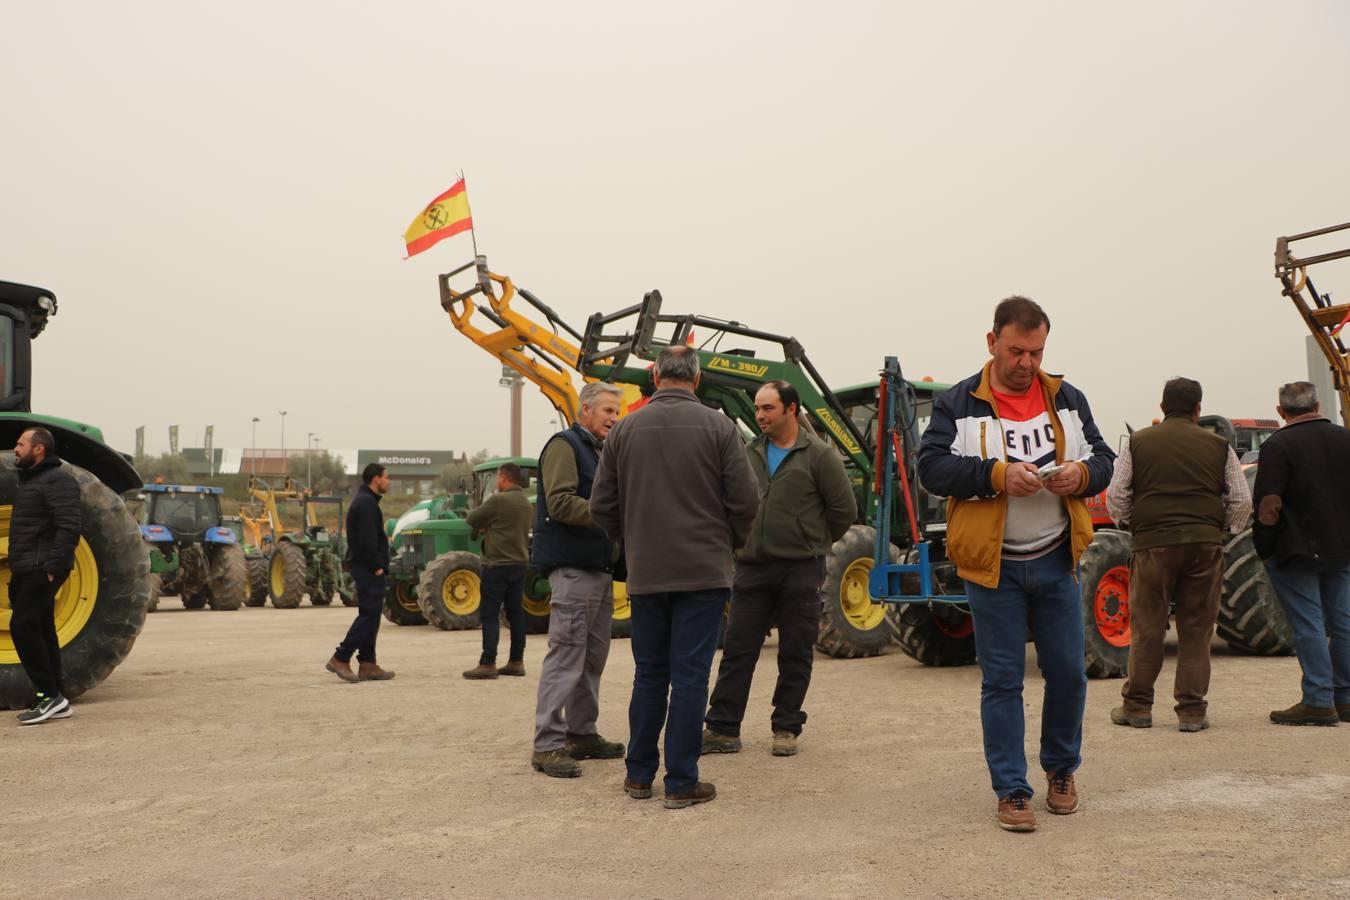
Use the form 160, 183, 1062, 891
1275, 223, 1350, 425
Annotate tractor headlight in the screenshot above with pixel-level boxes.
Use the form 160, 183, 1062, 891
37, 294, 55, 313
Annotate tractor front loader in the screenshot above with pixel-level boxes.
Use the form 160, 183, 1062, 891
248, 476, 354, 609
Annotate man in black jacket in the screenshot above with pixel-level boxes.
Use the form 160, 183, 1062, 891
327, 463, 394, 683
11, 427, 82, 725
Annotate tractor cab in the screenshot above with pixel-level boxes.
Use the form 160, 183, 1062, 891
140, 484, 232, 546
471, 457, 538, 507
1198, 415, 1279, 458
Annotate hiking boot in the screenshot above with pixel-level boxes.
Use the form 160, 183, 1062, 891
358, 662, 395, 681
531, 749, 581, 778
462, 664, 499, 680
623, 778, 653, 800
1045, 771, 1079, 815
1178, 718, 1210, 733
566, 733, 624, 760
996, 791, 1037, 832
1110, 706, 1152, 728
499, 661, 526, 677
664, 781, 716, 809
701, 728, 742, 755
771, 731, 799, 757
17, 693, 70, 726
325, 657, 358, 683
1269, 702, 1339, 726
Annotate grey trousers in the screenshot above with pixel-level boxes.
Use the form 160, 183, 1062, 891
532, 567, 615, 752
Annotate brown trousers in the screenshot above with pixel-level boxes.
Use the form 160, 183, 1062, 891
1121, 542, 1224, 722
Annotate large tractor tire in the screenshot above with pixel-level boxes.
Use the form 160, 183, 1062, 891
884, 548, 977, 667
522, 567, 552, 634
383, 578, 427, 626
308, 584, 335, 606
1079, 529, 1131, 679
182, 592, 208, 610
610, 581, 632, 639
1218, 529, 1294, 655
416, 551, 482, 631
816, 525, 898, 659
0, 459, 151, 709
206, 544, 246, 611
269, 542, 307, 609
244, 557, 268, 606
147, 574, 161, 613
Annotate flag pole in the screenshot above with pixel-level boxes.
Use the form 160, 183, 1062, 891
462, 169, 480, 260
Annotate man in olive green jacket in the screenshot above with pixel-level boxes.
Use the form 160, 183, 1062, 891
704, 381, 856, 758
463, 463, 533, 679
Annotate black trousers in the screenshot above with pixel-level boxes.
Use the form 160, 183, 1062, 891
480, 564, 527, 665
335, 566, 385, 663
11, 571, 65, 698
705, 557, 825, 737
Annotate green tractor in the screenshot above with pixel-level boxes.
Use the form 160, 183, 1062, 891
223, 512, 272, 606
134, 484, 247, 612
249, 476, 355, 609
0, 280, 151, 709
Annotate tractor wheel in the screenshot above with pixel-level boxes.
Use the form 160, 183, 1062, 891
816, 525, 897, 659
244, 557, 268, 606
383, 578, 426, 626
269, 543, 307, 609
147, 574, 161, 613
308, 584, 334, 606
522, 567, 552, 634
1079, 529, 1131, 678
1218, 529, 1294, 655
0, 459, 151, 709
416, 552, 482, 630
206, 544, 246, 611
182, 593, 209, 610
610, 580, 632, 639
338, 573, 356, 607
883, 547, 977, 667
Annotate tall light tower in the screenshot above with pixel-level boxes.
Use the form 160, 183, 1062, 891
307, 432, 318, 487
499, 366, 523, 456
278, 410, 288, 474
250, 416, 260, 474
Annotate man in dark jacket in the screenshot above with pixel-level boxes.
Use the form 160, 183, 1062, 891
704, 381, 856, 758
1105, 377, 1251, 732
327, 463, 394, 683
10, 427, 82, 725
530, 382, 627, 778
462, 462, 533, 680
590, 346, 760, 809
1252, 382, 1350, 726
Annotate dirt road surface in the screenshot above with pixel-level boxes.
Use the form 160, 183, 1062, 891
4, 606, 1348, 899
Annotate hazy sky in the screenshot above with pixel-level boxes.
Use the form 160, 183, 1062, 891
4, 1, 1349, 461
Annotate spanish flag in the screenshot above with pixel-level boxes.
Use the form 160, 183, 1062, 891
404, 179, 473, 258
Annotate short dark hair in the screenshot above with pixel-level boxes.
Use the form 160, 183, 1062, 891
498, 463, 524, 486
361, 463, 387, 485
1161, 377, 1203, 416
993, 296, 1051, 335
24, 427, 56, 457
759, 380, 801, 416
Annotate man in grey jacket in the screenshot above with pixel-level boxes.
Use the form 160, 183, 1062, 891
590, 346, 760, 809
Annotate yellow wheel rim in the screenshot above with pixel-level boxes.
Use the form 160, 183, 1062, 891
442, 570, 480, 616
612, 580, 631, 621
840, 557, 885, 631
270, 554, 286, 597
522, 593, 550, 618
0, 506, 99, 664
395, 580, 419, 613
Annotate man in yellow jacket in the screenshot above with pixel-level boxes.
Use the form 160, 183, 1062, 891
917, 297, 1115, 833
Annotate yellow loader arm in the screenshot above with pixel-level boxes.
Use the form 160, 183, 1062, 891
1275, 223, 1350, 425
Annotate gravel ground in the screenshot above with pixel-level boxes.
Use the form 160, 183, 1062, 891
3, 605, 1347, 899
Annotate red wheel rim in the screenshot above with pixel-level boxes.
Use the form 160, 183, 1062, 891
933, 607, 974, 640
1093, 564, 1131, 647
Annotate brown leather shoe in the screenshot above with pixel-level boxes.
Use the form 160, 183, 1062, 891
463, 664, 499, 680
499, 661, 526, 677
325, 657, 358, 683
771, 731, 799, 757
664, 781, 716, 809
623, 778, 653, 800
1045, 771, 1079, 815
997, 791, 1037, 832
1270, 702, 1339, 726
358, 662, 395, 681
1337, 703, 1350, 721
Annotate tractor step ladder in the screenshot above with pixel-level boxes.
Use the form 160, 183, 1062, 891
1275, 222, 1350, 425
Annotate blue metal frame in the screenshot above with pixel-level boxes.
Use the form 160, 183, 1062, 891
868, 356, 967, 606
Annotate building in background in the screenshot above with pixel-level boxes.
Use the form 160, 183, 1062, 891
181, 448, 468, 496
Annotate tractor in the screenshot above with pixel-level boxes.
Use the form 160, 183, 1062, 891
227, 507, 273, 606
0, 280, 151, 709
248, 476, 354, 609
135, 484, 247, 612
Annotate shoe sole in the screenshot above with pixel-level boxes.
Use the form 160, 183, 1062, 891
1046, 801, 1079, 815
663, 793, 716, 809
50, 708, 73, 720
1178, 722, 1209, 732
499, 670, 526, 677
463, 674, 499, 680
998, 820, 1038, 832
1270, 717, 1339, 726
358, 674, 395, 681
1111, 716, 1152, 728
625, 786, 653, 800
772, 746, 798, 756
701, 744, 741, 755
325, 663, 358, 683
18, 699, 70, 726
530, 761, 581, 778
568, 749, 625, 760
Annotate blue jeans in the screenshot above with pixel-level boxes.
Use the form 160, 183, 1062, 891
335, 566, 386, 664
1263, 560, 1350, 709
626, 589, 728, 793
963, 543, 1086, 799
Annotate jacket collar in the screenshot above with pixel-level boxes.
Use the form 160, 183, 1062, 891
359, 484, 383, 504
570, 422, 603, 450
971, 360, 1063, 405
751, 427, 812, 455
18, 455, 61, 481
650, 387, 699, 403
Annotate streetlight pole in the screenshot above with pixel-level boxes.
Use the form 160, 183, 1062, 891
251, 416, 260, 475
307, 432, 317, 487
279, 410, 287, 475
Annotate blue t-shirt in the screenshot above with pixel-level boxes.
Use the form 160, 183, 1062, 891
766, 443, 791, 477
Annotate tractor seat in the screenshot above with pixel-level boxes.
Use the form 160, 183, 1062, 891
307, 526, 327, 539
